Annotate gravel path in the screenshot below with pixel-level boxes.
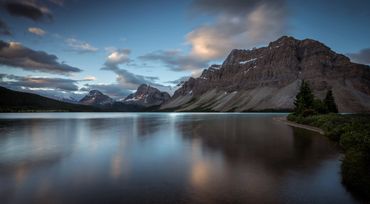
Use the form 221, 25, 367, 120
274, 117, 325, 135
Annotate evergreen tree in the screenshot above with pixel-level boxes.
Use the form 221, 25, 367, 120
313, 99, 328, 114
293, 80, 315, 115
324, 89, 338, 113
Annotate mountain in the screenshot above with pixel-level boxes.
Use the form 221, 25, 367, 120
123, 84, 171, 107
77, 85, 170, 111
162, 36, 370, 113
79, 90, 114, 106
0, 86, 97, 112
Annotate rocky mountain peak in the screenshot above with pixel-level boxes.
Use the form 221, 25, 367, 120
270, 35, 298, 46
87, 90, 104, 96
79, 90, 113, 106
136, 84, 155, 94
124, 84, 170, 107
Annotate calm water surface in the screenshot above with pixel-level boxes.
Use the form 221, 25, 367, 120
0, 113, 359, 204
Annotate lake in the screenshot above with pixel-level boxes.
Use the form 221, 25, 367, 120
0, 113, 359, 204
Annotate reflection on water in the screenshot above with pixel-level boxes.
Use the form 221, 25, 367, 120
0, 113, 359, 204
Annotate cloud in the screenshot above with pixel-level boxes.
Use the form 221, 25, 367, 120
347, 48, 370, 65
187, 0, 288, 61
48, 0, 64, 6
138, 0, 288, 74
0, 19, 11, 35
191, 0, 265, 15
165, 76, 191, 85
114, 68, 160, 90
102, 65, 161, 90
100, 49, 171, 96
65, 38, 98, 53
139, 50, 208, 72
0, 40, 82, 75
83, 75, 96, 81
0, 74, 80, 91
104, 49, 131, 67
28, 27, 46, 36
81, 83, 133, 99
2, 0, 52, 22
0, 73, 100, 100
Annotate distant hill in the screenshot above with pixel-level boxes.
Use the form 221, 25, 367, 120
162, 36, 370, 113
0, 86, 98, 112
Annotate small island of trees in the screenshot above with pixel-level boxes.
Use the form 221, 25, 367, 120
292, 80, 338, 116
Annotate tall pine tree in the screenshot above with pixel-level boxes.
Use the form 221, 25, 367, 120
324, 89, 338, 113
294, 80, 315, 115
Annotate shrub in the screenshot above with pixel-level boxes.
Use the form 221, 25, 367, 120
342, 149, 370, 197
340, 131, 365, 151
302, 108, 317, 117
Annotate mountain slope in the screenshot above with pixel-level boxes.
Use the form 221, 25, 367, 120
0, 86, 97, 112
162, 36, 370, 113
79, 90, 114, 106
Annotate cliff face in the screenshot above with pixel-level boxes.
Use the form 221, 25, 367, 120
163, 36, 370, 112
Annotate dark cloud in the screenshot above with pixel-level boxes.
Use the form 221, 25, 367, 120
0, 74, 80, 91
2, 0, 52, 21
0, 40, 82, 75
48, 0, 64, 6
0, 19, 11, 35
102, 65, 162, 90
347, 48, 370, 65
115, 68, 159, 88
191, 0, 282, 15
139, 50, 208, 72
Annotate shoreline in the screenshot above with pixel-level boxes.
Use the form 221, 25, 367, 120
274, 116, 325, 135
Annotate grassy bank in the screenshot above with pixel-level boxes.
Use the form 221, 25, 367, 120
288, 113, 370, 199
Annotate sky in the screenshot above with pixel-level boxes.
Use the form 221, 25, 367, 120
1, 0, 370, 100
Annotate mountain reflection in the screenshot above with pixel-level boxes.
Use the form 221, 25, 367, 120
0, 113, 357, 204
178, 115, 337, 171
176, 114, 344, 203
